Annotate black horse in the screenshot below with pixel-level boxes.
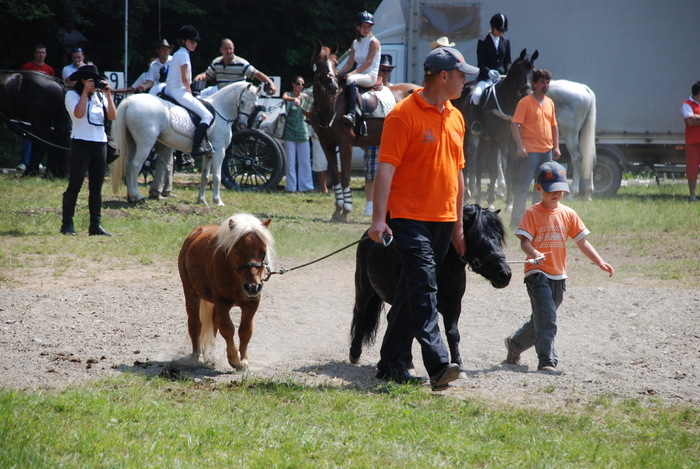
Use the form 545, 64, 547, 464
0, 70, 70, 177
349, 204, 512, 374
454, 49, 538, 207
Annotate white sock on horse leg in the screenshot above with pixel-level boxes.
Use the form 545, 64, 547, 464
333, 184, 343, 209
343, 186, 353, 211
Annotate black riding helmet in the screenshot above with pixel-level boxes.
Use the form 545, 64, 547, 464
178, 24, 201, 42
490, 13, 508, 32
355, 11, 374, 25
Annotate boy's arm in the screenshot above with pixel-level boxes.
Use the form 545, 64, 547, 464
575, 237, 614, 277
518, 234, 544, 261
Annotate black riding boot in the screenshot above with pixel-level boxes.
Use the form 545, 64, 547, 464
60, 191, 78, 236
469, 102, 483, 136
342, 83, 358, 126
191, 123, 212, 157
88, 194, 112, 236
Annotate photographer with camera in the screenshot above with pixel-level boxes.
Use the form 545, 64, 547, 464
60, 64, 117, 237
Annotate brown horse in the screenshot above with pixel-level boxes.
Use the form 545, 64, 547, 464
310, 42, 418, 222
178, 213, 274, 370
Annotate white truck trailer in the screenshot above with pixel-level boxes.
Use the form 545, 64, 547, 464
371, 0, 700, 195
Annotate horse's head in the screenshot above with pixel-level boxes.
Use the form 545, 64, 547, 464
460, 204, 511, 288
216, 214, 275, 299
506, 49, 539, 98
312, 41, 339, 97
236, 83, 262, 130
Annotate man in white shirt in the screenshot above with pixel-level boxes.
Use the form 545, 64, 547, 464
61, 48, 86, 88
136, 40, 173, 95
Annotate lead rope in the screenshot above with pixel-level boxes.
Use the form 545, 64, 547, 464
264, 236, 368, 282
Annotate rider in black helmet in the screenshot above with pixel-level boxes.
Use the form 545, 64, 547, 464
337, 11, 381, 126
165, 25, 214, 157
470, 13, 512, 135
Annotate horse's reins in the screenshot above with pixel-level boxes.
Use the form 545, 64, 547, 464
0, 111, 70, 151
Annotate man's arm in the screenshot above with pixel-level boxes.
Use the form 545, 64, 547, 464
253, 70, 277, 95
451, 169, 466, 256
511, 122, 527, 157
368, 162, 395, 244
551, 124, 561, 160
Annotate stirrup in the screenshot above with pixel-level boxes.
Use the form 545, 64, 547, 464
341, 113, 355, 126
470, 121, 482, 136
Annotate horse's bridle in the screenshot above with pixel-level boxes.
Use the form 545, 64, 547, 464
236, 252, 270, 277
461, 250, 506, 274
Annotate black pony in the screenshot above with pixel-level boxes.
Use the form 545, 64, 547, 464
349, 204, 512, 374
0, 70, 70, 177
453, 49, 538, 207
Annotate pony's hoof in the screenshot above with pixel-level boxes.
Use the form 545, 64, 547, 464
214, 199, 225, 207
349, 352, 360, 365
197, 198, 208, 205
235, 360, 249, 371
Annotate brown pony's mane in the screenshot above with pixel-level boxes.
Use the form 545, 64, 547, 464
215, 213, 275, 265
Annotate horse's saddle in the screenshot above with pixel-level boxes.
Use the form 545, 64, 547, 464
156, 90, 216, 137
354, 84, 396, 120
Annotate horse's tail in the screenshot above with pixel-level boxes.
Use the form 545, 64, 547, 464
349, 238, 385, 363
110, 97, 129, 195
198, 300, 217, 358
579, 86, 597, 182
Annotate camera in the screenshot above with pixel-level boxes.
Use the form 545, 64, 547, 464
94, 80, 108, 90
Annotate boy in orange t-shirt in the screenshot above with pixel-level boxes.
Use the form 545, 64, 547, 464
505, 161, 614, 372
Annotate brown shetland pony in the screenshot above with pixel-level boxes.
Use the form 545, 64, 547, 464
310, 42, 418, 222
178, 213, 274, 370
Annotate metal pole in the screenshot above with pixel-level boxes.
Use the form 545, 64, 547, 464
124, 0, 129, 86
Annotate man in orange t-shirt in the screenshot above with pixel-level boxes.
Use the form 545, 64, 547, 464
369, 47, 478, 391
509, 69, 560, 228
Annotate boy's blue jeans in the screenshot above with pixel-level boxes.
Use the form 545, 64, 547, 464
509, 272, 565, 369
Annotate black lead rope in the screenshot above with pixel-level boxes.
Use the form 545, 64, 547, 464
264, 236, 368, 282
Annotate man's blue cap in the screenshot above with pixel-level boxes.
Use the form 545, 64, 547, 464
424, 47, 479, 76
537, 161, 570, 192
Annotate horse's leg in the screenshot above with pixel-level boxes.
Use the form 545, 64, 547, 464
496, 151, 506, 199
237, 304, 258, 369
198, 155, 212, 205
484, 134, 498, 207
126, 144, 150, 203
320, 137, 343, 221
209, 148, 226, 206
182, 282, 203, 358
568, 142, 582, 200
216, 303, 242, 369
504, 143, 515, 211
338, 137, 354, 222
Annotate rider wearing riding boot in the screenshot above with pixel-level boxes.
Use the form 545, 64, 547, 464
61, 64, 117, 236
470, 13, 512, 135
337, 11, 381, 126
165, 25, 213, 158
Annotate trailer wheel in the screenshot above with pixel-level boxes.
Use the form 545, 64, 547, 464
593, 152, 622, 196
222, 129, 285, 191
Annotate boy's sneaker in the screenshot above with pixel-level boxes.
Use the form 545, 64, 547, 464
504, 337, 521, 365
16, 163, 26, 172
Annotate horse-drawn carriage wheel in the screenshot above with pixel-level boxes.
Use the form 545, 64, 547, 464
222, 129, 285, 191
593, 152, 622, 196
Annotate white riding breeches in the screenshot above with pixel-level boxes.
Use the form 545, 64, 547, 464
165, 87, 213, 125
346, 72, 377, 89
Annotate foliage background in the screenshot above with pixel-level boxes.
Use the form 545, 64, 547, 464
1, 0, 381, 88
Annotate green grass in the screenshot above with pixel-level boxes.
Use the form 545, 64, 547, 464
1, 374, 698, 468
1, 174, 699, 467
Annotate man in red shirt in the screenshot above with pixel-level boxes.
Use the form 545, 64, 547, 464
20, 44, 55, 76
681, 81, 700, 201
17, 44, 55, 172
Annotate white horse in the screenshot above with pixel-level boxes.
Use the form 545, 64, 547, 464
111, 82, 261, 205
548, 79, 597, 200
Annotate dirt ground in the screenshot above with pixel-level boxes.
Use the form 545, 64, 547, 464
1, 241, 698, 408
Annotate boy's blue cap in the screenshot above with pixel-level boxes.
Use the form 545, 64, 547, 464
424, 47, 479, 76
537, 161, 570, 192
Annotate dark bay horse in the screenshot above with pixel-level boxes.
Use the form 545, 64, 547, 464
349, 204, 512, 375
178, 213, 274, 370
310, 42, 418, 222
454, 49, 538, 207
0, 70, 70, 177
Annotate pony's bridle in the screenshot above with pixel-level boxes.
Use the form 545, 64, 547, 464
236, 252, 270, 277
461, 250, 506, 274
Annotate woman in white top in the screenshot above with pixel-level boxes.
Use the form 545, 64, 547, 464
61, 64, 117, 236
338, 11, 381, 125
165, 25, 213, 157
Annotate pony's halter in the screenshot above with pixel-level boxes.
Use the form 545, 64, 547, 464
236, 252, 270, 277
461, 250, 506, 274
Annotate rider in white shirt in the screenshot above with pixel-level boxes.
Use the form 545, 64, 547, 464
165, 25, 213, 157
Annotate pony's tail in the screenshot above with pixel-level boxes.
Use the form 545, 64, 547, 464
579, 86, 597, 182
349, 239, 385, 363
110, 97, 129, 195
198, 299, 217, 358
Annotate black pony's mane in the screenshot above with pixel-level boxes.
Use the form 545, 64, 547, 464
462, 204, 506, 249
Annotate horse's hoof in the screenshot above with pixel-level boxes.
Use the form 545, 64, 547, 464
215, 200, 225, 207
197, 198, 208, 205
235, 360, 249, 371
349, 352, 360, 365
